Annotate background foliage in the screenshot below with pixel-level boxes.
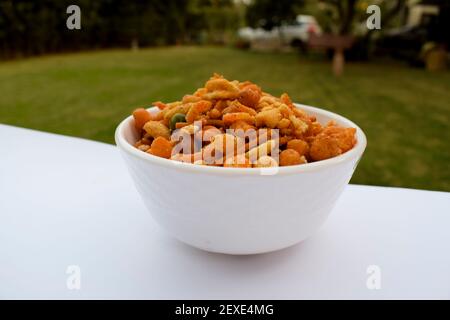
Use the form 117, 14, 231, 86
0, 0, 242, 58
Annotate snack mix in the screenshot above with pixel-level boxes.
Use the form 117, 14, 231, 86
132, 74, 357, 168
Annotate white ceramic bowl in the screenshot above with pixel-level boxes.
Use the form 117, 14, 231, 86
115, 104, 366, 254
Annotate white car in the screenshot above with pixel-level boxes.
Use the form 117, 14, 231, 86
238, 15, 322, 49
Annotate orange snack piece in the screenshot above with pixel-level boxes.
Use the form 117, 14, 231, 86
185, 100, 212, 123
309, 136, 342, 161
322, 126, 357, 153
287, 139, 309, 157
148, 137, 172, 159
238, 87, 261, 108
223, 112, 255, 126
279, 149, 304, 166
132, 108, 152, 131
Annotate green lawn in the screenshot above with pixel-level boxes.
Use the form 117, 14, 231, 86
0, 46, 449, 191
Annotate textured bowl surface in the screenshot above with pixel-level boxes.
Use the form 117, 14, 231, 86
115, 104, 366, 254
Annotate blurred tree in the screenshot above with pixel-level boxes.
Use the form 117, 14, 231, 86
190, 0, 241, 44
306, 0, 407, 59
245, 0, 305, 30
0, 0, 240, 59
316, 0, 406, 35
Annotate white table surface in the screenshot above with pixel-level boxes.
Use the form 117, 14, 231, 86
0, 124, 449, 300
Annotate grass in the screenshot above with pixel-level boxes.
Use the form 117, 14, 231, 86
0, 46, 449, 191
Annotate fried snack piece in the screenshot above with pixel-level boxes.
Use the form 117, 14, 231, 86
287, 139, 309, 157
306, 121, 323, 137
223, 112, 255, 126
185, 100, 212, 123
239, 81, 262, 93
310, 136, 341, 161
289, 115, 308, 134
280, 93, 294, 108
132, 108, 152, 131
309, 126, 356, 161
137, 144, 150, 152
211, 133, 245, 158
182, 94, 201, 104
148, 137, 172, 159
255, 108, 282, 128
277, 118, 291, 129
203, 76, 240, 100
152, 101, 167, 110
208, 108, 222, 119
238, 87, 261, 108
199, 125, 222, 143
246, 140, 276, 163
143, 121, 171, 140
223, 100, 257, 116
279, 149, 306, 166
322, 126, 357, 153
229, 120, 255, 132
205, 119, 225, 127
163, 104, 190, 122
255, 156, 278, 168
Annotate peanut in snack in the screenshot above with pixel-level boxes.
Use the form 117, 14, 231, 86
131, 74, 357, 168
279, 149, 306, 166
287, 139, 309, 157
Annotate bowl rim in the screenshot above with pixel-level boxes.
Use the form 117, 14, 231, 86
115, 103, 367, 176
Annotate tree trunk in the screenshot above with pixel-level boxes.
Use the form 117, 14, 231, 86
333, 49, 345, 76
